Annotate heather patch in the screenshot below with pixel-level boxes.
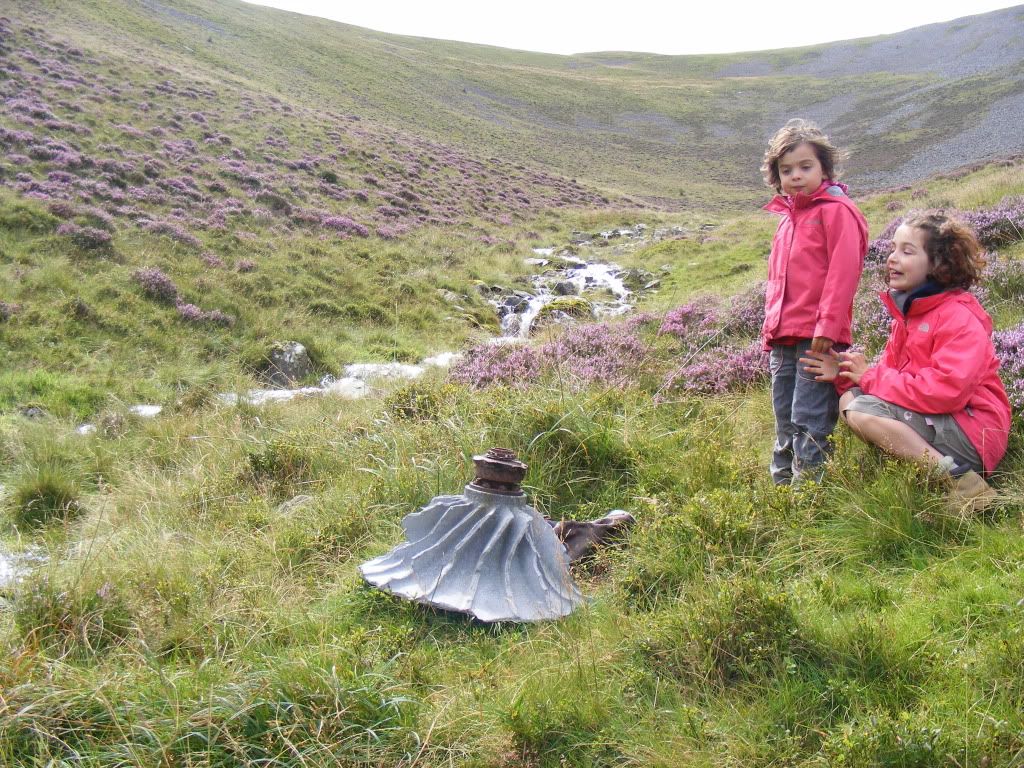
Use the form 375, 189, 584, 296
0, 16, 615, 252
141, 219, 202, 249
974, 256, 1024, 309
322, 215, 369, 237
993, 322, 1024, 409
175, 300, 235, 327
721, 279, 766, 336
457, 288, 764, 396
131, 266, 178, 303
658, 295, 719, 342
660, 339, 769, 396
875, 197, 1024, 258
538, 322, 650, 388
960, 196, 1024, 248
56, 221, 112, 250
449, 343, 541, 389
852, 287, 893, 357
866, 237, 893, 265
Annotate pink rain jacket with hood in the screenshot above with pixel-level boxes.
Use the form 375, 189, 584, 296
761, 181, 868, 349
840, 289, 1011, 475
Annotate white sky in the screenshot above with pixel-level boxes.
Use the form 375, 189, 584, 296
244, 1, 1020, 55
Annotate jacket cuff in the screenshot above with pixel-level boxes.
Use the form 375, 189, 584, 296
857, 368, 876, 392
834, 376, 856, 396
813, 319, 838, 342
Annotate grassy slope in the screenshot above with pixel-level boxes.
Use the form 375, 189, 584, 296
23, 0, 1024, 203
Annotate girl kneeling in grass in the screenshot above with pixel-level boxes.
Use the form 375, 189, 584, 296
801, 211, 1012, 512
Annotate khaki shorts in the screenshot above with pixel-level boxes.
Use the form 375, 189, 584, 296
842, 388, 983, 472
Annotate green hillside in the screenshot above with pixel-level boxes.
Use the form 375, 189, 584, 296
15, 1, 1024, 203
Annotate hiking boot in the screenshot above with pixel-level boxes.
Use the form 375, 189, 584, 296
947, 470, 996, 516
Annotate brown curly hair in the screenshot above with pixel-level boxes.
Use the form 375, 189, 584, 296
761, 118, 843, 193
902, 211, 986, 289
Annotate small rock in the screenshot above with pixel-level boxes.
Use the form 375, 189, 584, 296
436, 288, 463, 304
129, 404, 163, 418
553, 281, 578, 296
263, 341, 312, 386
551, 509, 635, 562
502, 295, 527, 309
276, 494, 314, 515
99, 411, 127, 436
20, 406, 46, 419
620, 268, 655, 291
569, 232, 592, 245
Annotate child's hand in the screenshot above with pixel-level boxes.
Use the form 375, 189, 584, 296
799, 349, 840, 382
838, 351, 868, 383
809, 336, 834, 354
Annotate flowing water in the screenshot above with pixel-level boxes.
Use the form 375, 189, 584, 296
497, 252, 634, 337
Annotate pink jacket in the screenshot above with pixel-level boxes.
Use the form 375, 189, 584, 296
761, 181, 868, 349
851, 290, 1011, 475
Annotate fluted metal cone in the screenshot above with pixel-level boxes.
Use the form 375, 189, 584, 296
359, 485, 585, 622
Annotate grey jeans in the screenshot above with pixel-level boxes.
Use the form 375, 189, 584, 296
770, 340, 841, 484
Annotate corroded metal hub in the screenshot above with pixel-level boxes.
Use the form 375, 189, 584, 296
468, 447, 527, 495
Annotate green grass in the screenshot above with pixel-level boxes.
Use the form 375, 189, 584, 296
1, 368, 1022, 766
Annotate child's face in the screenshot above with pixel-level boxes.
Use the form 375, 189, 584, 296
777, 142, 824, 197
888, 224, 931, 291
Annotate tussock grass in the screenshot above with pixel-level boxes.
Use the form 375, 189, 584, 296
2, 363, 1020, 765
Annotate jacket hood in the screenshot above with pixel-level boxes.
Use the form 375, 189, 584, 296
954, 291, 994, 333
763, 179, 849, 214
880, 289, 993, 333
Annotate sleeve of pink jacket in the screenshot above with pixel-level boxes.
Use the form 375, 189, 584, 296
814, 202, 866, 342
834, 329, 895, 397
858, 315, 987, 413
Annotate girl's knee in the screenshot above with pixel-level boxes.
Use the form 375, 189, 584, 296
843, 408, 865, 435
843, 409, 883, 442
838, 392, 856, 425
